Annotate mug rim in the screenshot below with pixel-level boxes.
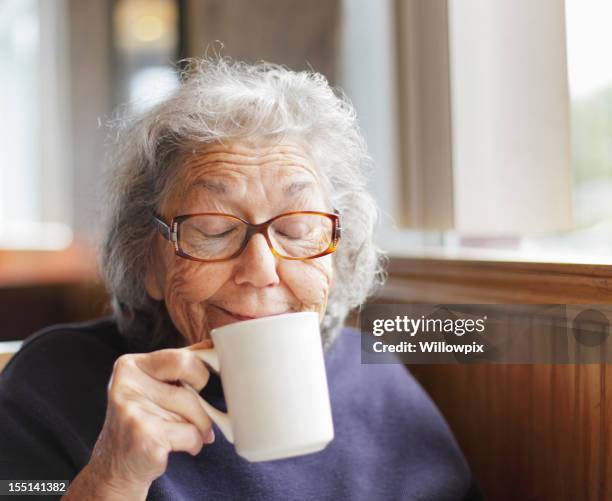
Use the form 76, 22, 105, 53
210, 310, 319, 337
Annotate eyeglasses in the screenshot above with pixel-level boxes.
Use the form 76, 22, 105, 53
152, 210, 341, 262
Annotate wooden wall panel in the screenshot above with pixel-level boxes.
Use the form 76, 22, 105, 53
381, 257, 612, 500
407, 363, 610, 500
0, 282, 108, 342
0, 354, 13, 372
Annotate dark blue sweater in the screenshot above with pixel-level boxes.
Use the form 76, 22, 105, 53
0, 317, 482, 500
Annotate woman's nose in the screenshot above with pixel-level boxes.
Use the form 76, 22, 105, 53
233, 233, 281, 287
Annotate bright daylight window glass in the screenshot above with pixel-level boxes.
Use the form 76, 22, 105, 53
0, 0, 43, 246
439, 0, 612, 263
516, 0, 612, 262
565, 0, 612, 228
376, 0, 612, 263
0, 0, 72, 250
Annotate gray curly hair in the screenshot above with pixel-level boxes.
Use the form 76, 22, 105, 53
99, 57, 386, 352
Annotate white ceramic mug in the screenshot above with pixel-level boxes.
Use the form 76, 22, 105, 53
191, 311, 334, 462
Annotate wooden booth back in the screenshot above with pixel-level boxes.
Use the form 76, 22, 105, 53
379, 258, 612, 501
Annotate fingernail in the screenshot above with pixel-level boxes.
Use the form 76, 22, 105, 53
204, 429, 215, 444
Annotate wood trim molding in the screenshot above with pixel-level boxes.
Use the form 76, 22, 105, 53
380, 257, 612, 304
0, 243, 98, 287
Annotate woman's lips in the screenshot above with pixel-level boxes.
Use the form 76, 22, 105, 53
212, 305, 290, 322
215, 306, 254, 321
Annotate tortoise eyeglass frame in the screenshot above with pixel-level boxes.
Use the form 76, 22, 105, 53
152, 210, 342, 263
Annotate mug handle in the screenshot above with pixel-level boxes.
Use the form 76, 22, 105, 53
188, 348, 234, 444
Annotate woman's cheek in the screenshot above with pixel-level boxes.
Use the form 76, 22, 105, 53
280, 257, 333, 315
165, 260, 229, 302
163, 260, 232, 343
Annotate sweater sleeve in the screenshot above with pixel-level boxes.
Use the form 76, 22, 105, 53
0, 357, 79, 501
325, 328, 482, 501
0, 323, 119, 487
0, 386, 76, 479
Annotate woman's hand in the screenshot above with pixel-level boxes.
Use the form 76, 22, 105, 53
63, 340, 215, 500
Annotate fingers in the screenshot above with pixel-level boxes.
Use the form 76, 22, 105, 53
98, 349, 218, 487
132, 348, 211, 391
135, 370, 213, 440
162, 421, 214, 456
137, 396, 188, 424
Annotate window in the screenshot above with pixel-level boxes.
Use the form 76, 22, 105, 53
341, 0, 612, 264
566, 0, 612, 228
0, 0, 72, 249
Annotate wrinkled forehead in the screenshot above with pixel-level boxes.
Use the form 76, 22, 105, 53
162, 139, 328, 214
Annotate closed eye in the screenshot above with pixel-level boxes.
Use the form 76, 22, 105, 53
202, 226, 239, 238
276, 230, 300, 240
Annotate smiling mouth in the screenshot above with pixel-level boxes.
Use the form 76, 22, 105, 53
213, 305, 290, 322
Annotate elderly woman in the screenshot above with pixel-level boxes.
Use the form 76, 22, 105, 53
0, 59, 480, 500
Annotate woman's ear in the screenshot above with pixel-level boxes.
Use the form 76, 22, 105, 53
145, 247, 164, 300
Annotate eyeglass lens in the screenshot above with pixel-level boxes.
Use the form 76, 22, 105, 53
178, 213, 334, 260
